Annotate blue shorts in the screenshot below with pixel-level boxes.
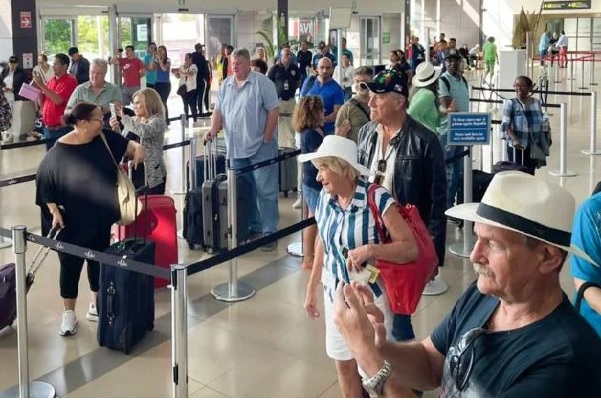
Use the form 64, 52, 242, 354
302, 184, 321, 214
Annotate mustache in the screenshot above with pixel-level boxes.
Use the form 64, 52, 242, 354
473, 263, 494, 278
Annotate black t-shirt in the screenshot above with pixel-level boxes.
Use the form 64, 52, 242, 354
300, 128, 324, 190
431, 281, 601, 397
191, 52, 208, 79
267, 63, 301, 100
297, 50, 313, 72
35, 131, 129, 244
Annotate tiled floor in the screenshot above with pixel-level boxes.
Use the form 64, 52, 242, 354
1, 62, 600, 397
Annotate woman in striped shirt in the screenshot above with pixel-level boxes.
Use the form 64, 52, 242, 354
300, 135, 418, 397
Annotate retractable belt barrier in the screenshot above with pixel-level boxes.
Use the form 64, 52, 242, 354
0, 138, 50, 150
166, 112, 212, 122
0, 226, 169, 279
0, 139, 194, 188
471, 86, 593, 97
234, 148, 301, 176
469, 98, 562, 108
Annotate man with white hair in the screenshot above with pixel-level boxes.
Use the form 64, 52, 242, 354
334, 171, 601, 397
205, 48, 280, 251
66, 58, 122, 123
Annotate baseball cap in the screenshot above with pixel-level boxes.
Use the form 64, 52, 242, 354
68, 47, 79, 56
444, 49, 462, 61
360, 69, 409, 98
194, 43, 204, 50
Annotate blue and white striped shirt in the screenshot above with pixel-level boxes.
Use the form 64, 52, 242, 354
315, 177, 395, 301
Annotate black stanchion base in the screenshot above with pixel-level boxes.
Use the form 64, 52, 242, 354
0, 381, 56, 398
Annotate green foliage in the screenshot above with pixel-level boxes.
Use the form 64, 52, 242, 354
256, 13, 299, 59
43, 19, 72, 55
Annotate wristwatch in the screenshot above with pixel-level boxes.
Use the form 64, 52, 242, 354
361, 360, 392, 398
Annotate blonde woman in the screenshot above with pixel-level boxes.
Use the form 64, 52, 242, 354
301, 135, 418, 397
110, 88, 167, 194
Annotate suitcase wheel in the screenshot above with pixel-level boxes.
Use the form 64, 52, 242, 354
188, 243, 194, 250
205, 247, 214, 254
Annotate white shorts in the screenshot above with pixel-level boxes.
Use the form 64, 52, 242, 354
322, 281, 394, 362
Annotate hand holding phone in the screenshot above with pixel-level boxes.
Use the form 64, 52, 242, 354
109, 103, 117, 120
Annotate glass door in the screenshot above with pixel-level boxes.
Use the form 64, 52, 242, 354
119, 15, 153, 58
360, 17, 381, 67
41, 18, 76, 56
205, 15, 235, 62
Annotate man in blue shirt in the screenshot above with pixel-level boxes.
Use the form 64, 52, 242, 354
300, 57, 344, 135
143, 42, 157, 89
312, 41, 336, 70
205, 48, 280, 250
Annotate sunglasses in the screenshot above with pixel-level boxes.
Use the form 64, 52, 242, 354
449, 327, 487, 392
374, 159, 387, 185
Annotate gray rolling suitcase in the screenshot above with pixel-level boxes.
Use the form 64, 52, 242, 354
278, 147, 298, 197
201, 140, 251, 253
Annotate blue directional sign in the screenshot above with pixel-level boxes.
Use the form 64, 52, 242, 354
448, 112, 491, 146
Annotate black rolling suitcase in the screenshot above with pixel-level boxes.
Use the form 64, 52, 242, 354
278, 147, 298, 196
201, 139, 252, 253
492, 146, 534, 175
98, 191, 155, 354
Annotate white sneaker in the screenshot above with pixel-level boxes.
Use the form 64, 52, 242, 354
1, 135, 14, 144
59, 310, 78, 336
292, 197, 302, 209
86, 303, 99, 322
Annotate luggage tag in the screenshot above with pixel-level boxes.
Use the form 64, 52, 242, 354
365, 263, 380, 284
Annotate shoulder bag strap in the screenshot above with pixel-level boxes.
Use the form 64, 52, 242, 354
367, 184, 388, 243
99, 132, 119, 169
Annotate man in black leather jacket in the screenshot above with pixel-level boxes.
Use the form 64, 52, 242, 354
356, 69, 447, 343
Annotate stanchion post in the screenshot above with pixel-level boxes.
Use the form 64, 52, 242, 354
591, 53, 597, 86
582, 91, 600, 155
188, 127, 197, 191
14, 226, 29, 398
549, 102, 577, 177
448, 148, 474, 258
211, 163, 256, 302
568, 55, 575, 81
0, 227, 56, 398
579, 56, 589, 90
0, 146, 12, 249
287, 155, 304, 258
171, 264, 188, 399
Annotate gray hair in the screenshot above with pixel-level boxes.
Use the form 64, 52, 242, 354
232, 48, 251, 63
91, 58, 108, 75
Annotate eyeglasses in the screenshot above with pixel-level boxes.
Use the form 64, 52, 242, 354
374, 159, 386, 185
449, 327, 486, 392
89, 118, 104, 123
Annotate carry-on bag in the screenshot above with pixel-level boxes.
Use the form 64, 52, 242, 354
278, 147, 298, 196
98, 190, 155, 354
0, 228, 59, 331
492, 146, 534, 175
200, 139, 252, 253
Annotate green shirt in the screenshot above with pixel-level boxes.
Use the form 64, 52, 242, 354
408, 88, 440, 133
67, 81, 123, 111
482, 42, 497, 62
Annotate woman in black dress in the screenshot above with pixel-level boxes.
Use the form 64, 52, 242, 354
36, 102, 144, 336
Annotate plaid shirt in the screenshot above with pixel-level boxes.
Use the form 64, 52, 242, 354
500, 97, 548, 149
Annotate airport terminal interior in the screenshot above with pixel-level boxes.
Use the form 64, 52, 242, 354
1, 0, 601, 397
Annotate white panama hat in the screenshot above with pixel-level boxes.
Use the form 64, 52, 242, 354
445, 171, 596, 265
298, 135, 371, 176
412, 62, 442, 88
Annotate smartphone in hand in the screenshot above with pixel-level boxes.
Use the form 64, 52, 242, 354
109, 103, 117, 120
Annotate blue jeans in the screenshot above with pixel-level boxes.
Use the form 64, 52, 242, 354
232, 139, 280, 235
439, 134, 464, 208
44, 126, 71, 151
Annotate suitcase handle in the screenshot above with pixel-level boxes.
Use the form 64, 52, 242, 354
26, 227, 61, 288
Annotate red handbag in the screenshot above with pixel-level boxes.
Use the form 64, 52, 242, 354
367, 185, 438, 315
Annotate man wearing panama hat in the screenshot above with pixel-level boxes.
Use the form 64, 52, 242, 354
333, 171, 601, 397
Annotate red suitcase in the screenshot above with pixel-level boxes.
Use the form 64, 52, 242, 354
114, 195, 177, 288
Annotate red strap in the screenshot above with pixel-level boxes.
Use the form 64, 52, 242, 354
367, 184, 388, 243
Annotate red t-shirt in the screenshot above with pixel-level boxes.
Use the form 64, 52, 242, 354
42, 74, 78, 127
118, 57, 144, 87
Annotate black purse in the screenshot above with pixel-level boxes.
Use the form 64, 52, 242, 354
177, 84, 187, 96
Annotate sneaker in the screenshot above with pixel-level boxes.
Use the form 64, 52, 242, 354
261, 240, 278, 252
86, 303, 99, 322
1, 135, 14, 144
59, 310, 77, 336
245, 231, 263, 244
292, 197, 302, 209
